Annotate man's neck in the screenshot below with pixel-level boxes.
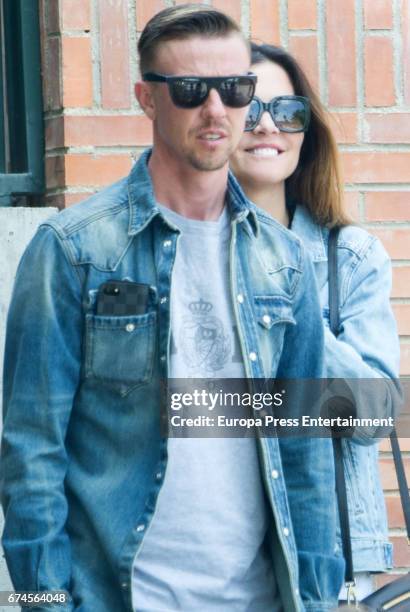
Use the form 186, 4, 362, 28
148, 148, 228, 221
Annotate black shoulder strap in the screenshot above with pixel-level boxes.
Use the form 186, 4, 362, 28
327, 226, 410, 587
390, 429, 410, 539
328, 227, 355, 586
328, 227, 341, 336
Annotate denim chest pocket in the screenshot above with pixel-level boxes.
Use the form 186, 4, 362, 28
254, 295, 296, 329
253, 296, 296, 374
84, 311, 156, 396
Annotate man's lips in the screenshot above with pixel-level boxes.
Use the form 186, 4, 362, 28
197, 129, 228, 141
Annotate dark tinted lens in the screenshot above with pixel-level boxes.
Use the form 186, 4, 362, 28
245, 99, 261, 130
219, 77, 255, 108
169, 78, 207, 108
274, 99, 307, 131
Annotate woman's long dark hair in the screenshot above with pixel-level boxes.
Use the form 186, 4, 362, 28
251, 43, 350, 227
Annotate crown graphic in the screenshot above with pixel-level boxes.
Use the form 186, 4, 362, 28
188, 298, 213, 315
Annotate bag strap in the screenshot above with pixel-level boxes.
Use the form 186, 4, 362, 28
328, 227, 355, 589
327, 226, 410, 585
390, 429, 410, 540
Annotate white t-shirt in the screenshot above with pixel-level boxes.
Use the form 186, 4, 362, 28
132, 206, 280, 611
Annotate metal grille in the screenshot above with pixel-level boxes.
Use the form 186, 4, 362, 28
0, 0, 44, 206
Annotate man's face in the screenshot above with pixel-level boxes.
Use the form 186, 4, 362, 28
142, 34, 251, 172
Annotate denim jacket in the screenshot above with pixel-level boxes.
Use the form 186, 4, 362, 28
292, 205, 401, 573
1, 150, 344, 612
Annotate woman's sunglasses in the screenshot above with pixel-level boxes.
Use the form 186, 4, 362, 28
142, 72, 257, 109
245, 95, 311, 133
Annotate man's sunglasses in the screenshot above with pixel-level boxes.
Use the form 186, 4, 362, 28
142, 72, 257, 109
245, 95, 311, 133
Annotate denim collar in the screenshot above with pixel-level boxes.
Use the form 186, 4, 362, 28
127, 148, 258, 237
291, 205, 328, 262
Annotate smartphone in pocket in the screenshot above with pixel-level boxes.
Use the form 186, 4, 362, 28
96, 280, 150, 316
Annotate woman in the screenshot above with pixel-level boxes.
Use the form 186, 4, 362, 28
230, 42, 401, 600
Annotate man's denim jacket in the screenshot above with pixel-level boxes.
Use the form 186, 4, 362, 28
292, 206, 401, 574
1, 150, 344, 612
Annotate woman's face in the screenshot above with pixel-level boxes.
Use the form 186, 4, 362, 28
230, 61, 305, 192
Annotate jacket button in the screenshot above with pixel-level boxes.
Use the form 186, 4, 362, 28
136, 524, 146, 532
160, 297, 168, 304
163, 240, 172, 248
121, 583, 127, 589
271, 469, 279, 479
283, 527, 290, 536
262, 315, 271, 325
237, 294, 244, 303
125, 323, 135, 332
249, 352, 257, 361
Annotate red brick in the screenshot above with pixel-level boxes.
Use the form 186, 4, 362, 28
62, 37, 93, 107
43, 37, 62, 111
288, 35, 319, 94
379, 457, 410, 490
288, 0, 317, 30
364, 0, 393, 29
400, 345, 410, 375
365, 37, 395, 106
341, 152, 410, 184
404, 0, 410, 104
392, 267, 410, 298
45, 0, 60, 34
61, 0, 90, 31
389, 537, 410, 566
386, 495, 406, 528
371, 228, 410, 260
374, 573, 406, 589
45, 156, 65, 190
64, 115, 153, 147
65, 192, 97, 207
327, 0, 356, 106
250, 0, 280, 45
380, 438, 410, 452
344, 192, 360, 222
46, 192, 97, 210
65, 154, 133, 187
136, 1, 166, 30
393, 305, 410, 335
365, 192, 410, 221
365, 113, 410, 143
212, 0, 242, 24
45, 116, 64, 150
330, 113, 358, 144
100, 0, 130, 109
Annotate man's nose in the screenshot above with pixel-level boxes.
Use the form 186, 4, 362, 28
201, 88, 226, 119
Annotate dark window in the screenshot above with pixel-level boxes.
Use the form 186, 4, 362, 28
0, 0, 44, 206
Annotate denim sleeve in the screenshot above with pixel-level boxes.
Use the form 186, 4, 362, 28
277, 250, 345, 611
0, 225, 82, 610
324, 236, 401, 443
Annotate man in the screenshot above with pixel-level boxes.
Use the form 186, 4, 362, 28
1, 5, 343, 611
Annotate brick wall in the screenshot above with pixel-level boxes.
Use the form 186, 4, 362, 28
39, 0, 410, 583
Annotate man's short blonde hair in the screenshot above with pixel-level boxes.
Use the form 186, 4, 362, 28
138, 3, 248, 75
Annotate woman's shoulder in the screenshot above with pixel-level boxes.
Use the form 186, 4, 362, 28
336, 223, 377, 262
293, 204, 387, 265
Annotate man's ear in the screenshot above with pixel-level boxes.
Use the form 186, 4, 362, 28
135, 81, 156, 120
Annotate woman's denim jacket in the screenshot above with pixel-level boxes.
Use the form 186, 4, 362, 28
292, 205, 401, 573
1, 151, 344, 612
